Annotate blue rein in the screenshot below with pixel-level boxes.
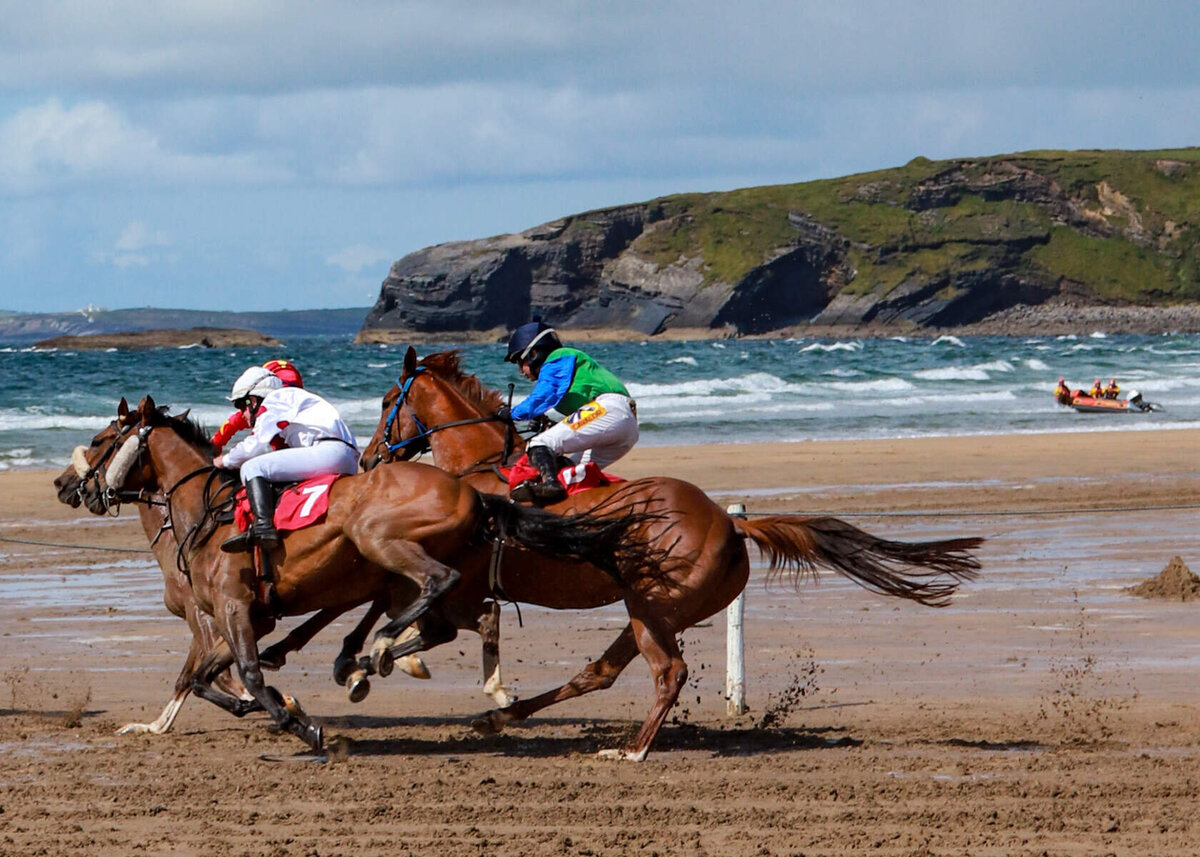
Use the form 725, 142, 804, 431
382, 369, 431, 456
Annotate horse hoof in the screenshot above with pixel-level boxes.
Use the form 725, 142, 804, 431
372, 644, 395, 678
396, 654, 430, 680
283, 694, 305, 718
596, 747, 649, 762
304, 722, 324, 752
346, 670, 370, 703
332, 658, 356, 686
116, 722, 150, 735
470, 710, 506, 736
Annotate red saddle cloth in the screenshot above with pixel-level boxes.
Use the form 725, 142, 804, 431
233, 474, 342, 533
502, 454, 624, 497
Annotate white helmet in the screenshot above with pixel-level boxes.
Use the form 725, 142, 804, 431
229, 365, 283, 402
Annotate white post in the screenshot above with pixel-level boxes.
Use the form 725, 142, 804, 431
725, 503, 748, 716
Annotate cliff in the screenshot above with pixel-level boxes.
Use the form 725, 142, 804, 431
358, 148, 1200, 341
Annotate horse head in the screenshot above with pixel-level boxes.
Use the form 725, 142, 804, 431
53, 396, 165, 514
361, 347, 431, 471
361, 346, 510, 472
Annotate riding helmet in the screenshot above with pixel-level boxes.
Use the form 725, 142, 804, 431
228, 366, 284, 402
504, 321, 561, 369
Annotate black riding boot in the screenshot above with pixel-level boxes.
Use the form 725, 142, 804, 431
221, 477, 281, 553
525, 445, 567, 505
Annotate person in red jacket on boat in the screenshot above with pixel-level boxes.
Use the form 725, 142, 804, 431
1089, 379, 1104, 400
211, 359, 304, 452
1104, 378, 1121, 400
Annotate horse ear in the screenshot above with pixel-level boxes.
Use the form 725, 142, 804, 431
141, 395, 156, 417
117, 397, 129, 420
403, 346, 417, 376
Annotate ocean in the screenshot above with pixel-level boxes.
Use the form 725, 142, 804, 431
3, 332, 1199, 472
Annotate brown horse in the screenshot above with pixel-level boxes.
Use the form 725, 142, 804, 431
359, 347, 984, 760
53, 395, 654, 751
54, 447, 431, 732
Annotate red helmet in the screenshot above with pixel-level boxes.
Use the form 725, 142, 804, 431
1057, 377, 1065, 384
1110, 378, 1117, 385
262, 358, 303, 388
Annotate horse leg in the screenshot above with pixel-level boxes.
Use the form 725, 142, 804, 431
117, 633, 205, 735
259, 606, 347, 670
365, 609, 459, 675
471, 624, 639, 736
189, 645, 265, 718
479, 600, 515, 707
596, 613, 688, 763
350, 539, 461, 674
210, 594, 324, 751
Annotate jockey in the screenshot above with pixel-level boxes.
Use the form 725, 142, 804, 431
1104, 378, 1121, 399
213, 366, 359, 553
211, 359, 304, 451
497, 320, 638, 504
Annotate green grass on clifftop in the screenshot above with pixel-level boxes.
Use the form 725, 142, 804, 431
633, 148, 1200, 304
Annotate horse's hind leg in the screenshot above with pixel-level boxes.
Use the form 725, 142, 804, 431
480, 600, 515, 707
351, 540, 461, 672
597, 612, 688, 762
472, 624, 639, 736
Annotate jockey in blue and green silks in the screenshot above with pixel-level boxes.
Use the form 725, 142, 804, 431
497, 321, 638, 504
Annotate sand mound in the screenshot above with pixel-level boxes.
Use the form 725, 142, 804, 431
1126, 556, 1200, 601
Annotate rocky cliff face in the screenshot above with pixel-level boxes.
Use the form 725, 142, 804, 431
358, 150, 1200, 341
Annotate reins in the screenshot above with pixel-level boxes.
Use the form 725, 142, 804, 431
378, 367, 507, 464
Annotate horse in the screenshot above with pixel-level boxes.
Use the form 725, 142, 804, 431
55, 438, 438, 734
53, 395, 656, 751
358, 347, 985, 760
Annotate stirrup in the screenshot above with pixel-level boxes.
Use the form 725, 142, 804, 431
221, 530, 255, 553
528, 480, 567, 504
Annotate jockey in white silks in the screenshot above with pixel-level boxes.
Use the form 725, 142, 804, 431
214, 365, 359, 553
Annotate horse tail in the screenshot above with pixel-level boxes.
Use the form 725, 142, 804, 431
734, 515, 982, 607
476, 493, 660, 584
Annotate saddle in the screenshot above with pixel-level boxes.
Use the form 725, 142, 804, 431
502, 453, 624, 503
232, 473, 342, 534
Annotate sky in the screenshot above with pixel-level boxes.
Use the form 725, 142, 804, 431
2, 1, 1200, 313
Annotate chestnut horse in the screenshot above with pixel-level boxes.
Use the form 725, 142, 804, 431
359, 347, 984, 760
54, 395, 654, 751
53, 452, 432, 735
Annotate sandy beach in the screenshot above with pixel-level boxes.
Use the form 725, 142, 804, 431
3, 429, 1200, 856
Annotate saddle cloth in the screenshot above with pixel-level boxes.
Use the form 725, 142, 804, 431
233, 473, 342, 533
502, 454, 624, 497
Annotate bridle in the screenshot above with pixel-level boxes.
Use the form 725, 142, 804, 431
374, 366, 509, 467
73, 409, 236, 573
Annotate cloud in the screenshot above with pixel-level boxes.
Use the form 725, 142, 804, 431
0, 98, 290, 193
325, 244, 391, 273
100, 220, 171, 269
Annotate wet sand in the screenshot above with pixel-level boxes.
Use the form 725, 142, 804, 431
3, 428, 1200, 856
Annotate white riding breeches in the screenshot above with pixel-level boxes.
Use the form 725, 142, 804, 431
527, 392, 639, 470
238, 441, 360, 483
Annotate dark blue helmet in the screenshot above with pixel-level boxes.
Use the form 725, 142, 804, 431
504, 321, 560, 364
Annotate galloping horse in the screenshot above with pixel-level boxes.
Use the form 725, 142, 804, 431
54, 395, 654, 751
359, 347, 984, 760
53, 452, 430, 736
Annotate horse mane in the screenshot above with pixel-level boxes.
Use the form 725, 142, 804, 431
418, 351, 505, 412
161, 410, 217, 457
